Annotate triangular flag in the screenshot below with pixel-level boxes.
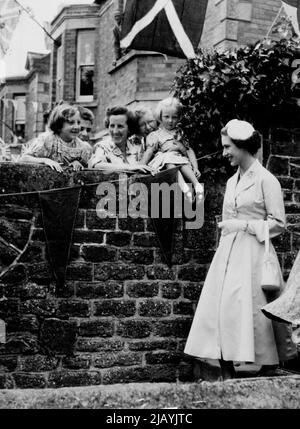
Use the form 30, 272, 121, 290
282, 0, 300, 36
39, 187, 81, 295
136, 167, 181, 267
121, 0, 209, 59
0, 0, 22, 58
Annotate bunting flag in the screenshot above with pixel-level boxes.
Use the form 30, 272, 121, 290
281, 0, 300, 36
136, 167, 181, 267
120, 0, 209, 58
38, 187, 81, 295
0, 0, 22, 58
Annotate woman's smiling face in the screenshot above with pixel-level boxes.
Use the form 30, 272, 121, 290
59, 112, 81, 142
221, 134, 245, 167
108, 114, 129, 146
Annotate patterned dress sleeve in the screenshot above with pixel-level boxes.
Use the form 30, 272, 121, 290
88, 140, 110, 167
23, 133, 53, 158
78, 140, 93, 166
145, 131, 159, 151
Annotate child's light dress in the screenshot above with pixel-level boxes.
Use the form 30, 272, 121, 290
146, 128, 190, 170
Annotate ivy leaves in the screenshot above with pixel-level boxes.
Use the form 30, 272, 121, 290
173, 38, 300, 164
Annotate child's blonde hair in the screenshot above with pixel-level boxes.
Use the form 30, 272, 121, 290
155, 97, 183, 123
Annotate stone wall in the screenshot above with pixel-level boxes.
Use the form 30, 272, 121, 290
0, 163, 222, 388
0, 129, 299, 389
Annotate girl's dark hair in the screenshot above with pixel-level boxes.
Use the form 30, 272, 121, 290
48, 104, 79, 134
221, 127, 261, 155
104, 105, 137, 136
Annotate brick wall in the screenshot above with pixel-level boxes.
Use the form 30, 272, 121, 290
63, 30, 77, 103
201, 0, 282, 50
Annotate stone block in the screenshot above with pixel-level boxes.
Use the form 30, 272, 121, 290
81, 245, 117, 262
21, 299, 57, 317
66, 263, 93, 281
173, 301, 194, 315
6, 315, 39, 333
48, 370, 102, 388
26, 263, 53, 284
153, 318, 192, 338
126, 281, 159, 298
290, 164, 300, 179
94, 300, 136, 318
102, 364, 177, 384
106, 231, 132, 247
138, 300, 172, 318
119, 248, 154, 265
133, 233, 159, 247
267, 156, 289, 176
183, 282, 203, 300
118, 218, 145, 232
146, 265, 176, 280
93, 352, 142, 368
94, 263, 145, 281
76, 338, 124, 353
19, 355, 59, 372
73, 230, 104, 244
76, 281, 123, 299
0, 374, 14, 389
0, 333, 39, 355
40, 318, 77, 354
78, 319, 114, 337
161, 282, 182, 299
5, 283, 48, 300
56, 300, 90, 318
178, 265, 208, 282
145, 351, 182, 365
116, 320, 152, 338
13, 373, 47, 389
0, 356, 18, 372
62, 355, 92, 370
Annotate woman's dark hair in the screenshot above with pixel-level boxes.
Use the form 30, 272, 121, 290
104, 105, 137, 137
221, 127, 261, 155
48, 104, 79, 134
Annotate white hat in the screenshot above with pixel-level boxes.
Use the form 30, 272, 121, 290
226, 119, 255, 141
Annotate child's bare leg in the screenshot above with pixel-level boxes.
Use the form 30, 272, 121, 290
165, 163, 176, 170
180, 164, 199, 187
180, 164, 204, 199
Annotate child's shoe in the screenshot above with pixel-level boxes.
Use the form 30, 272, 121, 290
195, 183, 204, 202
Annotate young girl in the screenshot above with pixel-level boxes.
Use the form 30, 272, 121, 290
21, 104, 92, 172
140, 97, 203, 202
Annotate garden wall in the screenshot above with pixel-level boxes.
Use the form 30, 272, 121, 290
0, 128, 299, 389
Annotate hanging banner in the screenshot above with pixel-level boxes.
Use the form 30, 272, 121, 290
38, 186, 82, 295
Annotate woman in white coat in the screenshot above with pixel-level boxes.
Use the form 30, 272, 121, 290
184, 119, 296, 379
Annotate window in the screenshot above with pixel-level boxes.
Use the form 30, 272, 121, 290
76, 30, 95, 102
13, 94, 26, 139
56, 44, 63, 102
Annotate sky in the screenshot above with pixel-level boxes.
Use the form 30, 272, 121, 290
2, 0, 94, 77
